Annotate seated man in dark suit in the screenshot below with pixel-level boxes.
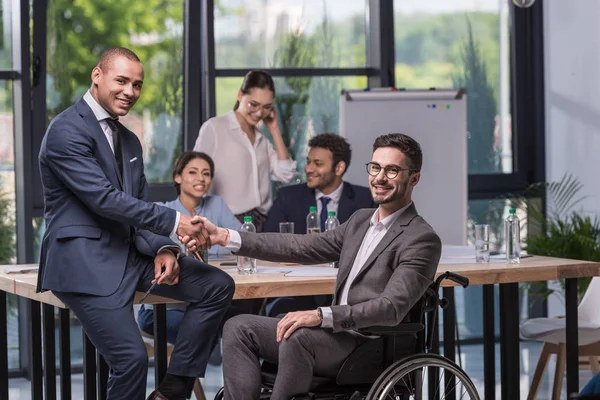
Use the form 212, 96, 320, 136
263, 133, 375, 315
264, 133, 375, 234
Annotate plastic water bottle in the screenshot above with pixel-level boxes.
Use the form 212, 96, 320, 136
306, 206, 320, 234
237, 216, 257, 274
325, 211, 340, 267
505, 208, 521, 264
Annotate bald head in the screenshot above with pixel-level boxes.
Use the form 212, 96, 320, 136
97, 47, 141, 72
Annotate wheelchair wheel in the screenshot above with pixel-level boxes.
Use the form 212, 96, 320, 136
366, 353, 479, 400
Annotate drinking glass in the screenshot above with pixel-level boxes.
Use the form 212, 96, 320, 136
475, 224, 490, 263
279, 222, 295, 234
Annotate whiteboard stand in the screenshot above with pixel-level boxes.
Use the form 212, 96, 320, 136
339, 88, 467, 245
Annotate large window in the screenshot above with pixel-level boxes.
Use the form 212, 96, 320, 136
394, 0, 512, 175
212, 0, 371, 176
46, 0, 185, 183
0, 0, 11, 69
214, 0, 367, 69
216, 75, 366, 176
0, 80, 17, 370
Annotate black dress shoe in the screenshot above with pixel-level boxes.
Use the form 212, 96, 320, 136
146, 389, 170, 400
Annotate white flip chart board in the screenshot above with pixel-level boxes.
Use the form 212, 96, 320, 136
339, 88, 467, 245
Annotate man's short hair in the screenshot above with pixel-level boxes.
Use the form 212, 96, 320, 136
373, 133, 423, 172
308, 133, 352, 174
97, 47, 141, 71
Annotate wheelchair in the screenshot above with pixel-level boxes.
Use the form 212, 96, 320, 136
214, 271, 480, 400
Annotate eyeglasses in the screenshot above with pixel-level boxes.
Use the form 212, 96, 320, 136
247, 101, 274, 114
365, 162, 416, 179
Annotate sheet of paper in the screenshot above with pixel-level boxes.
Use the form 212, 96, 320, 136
441, 245, 474, 258
4, 266, 38, 274
221, 266, 293, 274
284, 267, 338, 277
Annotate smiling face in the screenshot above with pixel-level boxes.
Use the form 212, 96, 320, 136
236, 87, 274, 126
90, 55, 144, 118
304, 147, 344, 193
174, 157, 212, 202
369, 147, 420, 208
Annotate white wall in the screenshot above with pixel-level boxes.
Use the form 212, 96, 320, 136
544, 0, 600, 316
545, 0, 600, 215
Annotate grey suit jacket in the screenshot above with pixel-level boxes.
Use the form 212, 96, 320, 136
236, 204, 442, 332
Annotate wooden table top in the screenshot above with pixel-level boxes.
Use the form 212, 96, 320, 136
1, 255, 599, 309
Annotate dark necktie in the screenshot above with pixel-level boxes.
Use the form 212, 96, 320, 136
320, 197, 331, 232
104, 118, 123, 177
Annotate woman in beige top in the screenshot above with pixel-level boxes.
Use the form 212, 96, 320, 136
193, 70, 297, 231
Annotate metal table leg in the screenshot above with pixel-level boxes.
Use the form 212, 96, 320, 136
565, 278, 579, 396
483, 284, 496, 400
443, 287, 456, 400
499, 283, 519, 400
43, 304, 57, 400
83, 332, 97, 400
0, 292, 8, 400
29, 300, 43, 400
59, 308, 71, 400
154, 304, 168, 386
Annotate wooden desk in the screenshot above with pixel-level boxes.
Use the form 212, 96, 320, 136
2, 255, 598, 304
1, 256, 598, 400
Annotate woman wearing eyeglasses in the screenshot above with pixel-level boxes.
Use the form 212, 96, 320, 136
193, 70, 296, 232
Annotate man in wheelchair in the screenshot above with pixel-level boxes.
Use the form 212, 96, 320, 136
188, 133, 443, 399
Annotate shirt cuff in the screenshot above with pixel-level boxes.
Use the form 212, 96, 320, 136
226, 229, 242, 252
157, 245, 181, 259
319, 307, 333, 328
169, 211, 181, 243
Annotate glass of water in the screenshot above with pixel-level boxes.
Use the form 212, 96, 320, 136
475, 224, 490, 263
279, 222, 295, 234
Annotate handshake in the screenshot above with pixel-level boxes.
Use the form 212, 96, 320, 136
175, 214, 230, 253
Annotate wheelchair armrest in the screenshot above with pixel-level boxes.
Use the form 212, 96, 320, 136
359, 323, 424, 336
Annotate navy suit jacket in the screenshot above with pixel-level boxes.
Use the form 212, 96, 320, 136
264, 182, 375, 233
37, 98, 178, 296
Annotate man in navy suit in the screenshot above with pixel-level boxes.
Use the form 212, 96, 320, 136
38, 47, 234, 400
263, 133, 375, 316
264, 133, 375, 234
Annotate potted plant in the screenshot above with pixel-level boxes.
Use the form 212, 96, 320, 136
513, 173, 600, 303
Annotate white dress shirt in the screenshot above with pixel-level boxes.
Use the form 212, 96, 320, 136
82, 90, 180, 241
315, 181, 344, 217
193, 111, 297, 215
225, 202, 413, 327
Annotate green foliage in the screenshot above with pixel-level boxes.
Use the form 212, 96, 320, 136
0, 189, 16, 315
452, 16, 500, 174
272, 26, 314, 155
452, 16, 503, 243
0, 192, 15, 265
513, 174, 600, 302
47, 0, 184, 182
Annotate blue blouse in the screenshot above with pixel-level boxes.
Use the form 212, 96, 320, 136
157, 195, 241, 256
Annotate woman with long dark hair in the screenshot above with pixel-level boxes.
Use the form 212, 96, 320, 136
193, 70, 296, 231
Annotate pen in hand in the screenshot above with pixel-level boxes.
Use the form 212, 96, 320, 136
140, 268, 166, 303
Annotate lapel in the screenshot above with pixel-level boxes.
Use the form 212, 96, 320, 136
76, 99, 123, 190
354, 203, 419, 280
337, 182, 355, 222
118, 123, 134, 196
335, 211, 372, 296
335, 203, 419, 298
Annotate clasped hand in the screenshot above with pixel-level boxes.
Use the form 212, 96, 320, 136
176, 214, 211, 251
179, 216, 227, 252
